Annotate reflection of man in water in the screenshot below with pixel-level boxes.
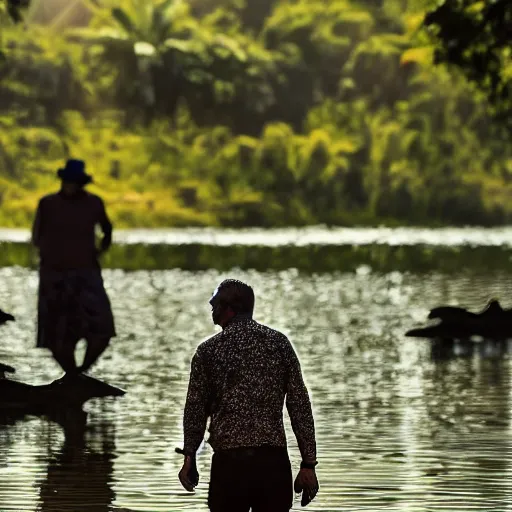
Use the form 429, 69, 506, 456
31, 159, 116, 375
38, 409, 116, 512
178, 279, 319, 511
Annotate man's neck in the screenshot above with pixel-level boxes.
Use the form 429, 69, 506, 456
222, 313, 252, 329
59, 189, 86, 199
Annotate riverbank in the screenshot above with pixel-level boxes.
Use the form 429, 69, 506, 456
3, 226, 512, 273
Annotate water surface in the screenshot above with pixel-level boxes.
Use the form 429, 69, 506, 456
1, 261, 512, 511
3, 226, 512, 247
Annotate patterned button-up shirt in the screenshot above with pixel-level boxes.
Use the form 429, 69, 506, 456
183, 316, 317, 462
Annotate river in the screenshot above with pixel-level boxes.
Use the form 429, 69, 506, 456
1, 227, 512, 511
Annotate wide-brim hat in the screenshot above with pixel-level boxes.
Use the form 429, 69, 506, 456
57, 159, 93, 186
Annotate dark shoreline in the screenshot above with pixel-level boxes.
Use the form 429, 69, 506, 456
1, 240, 510, 274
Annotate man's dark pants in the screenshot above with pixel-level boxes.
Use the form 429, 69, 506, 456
208, 446, 293, 512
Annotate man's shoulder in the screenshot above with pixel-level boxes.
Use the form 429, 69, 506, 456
195, 321, 290, 353
84, 191, 104, 204
39, 192, 59, 203
195, 331, 223, 354
253, 321, 289, 343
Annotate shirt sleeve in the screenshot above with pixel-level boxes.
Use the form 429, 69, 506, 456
97, 197, 113, 250
283, 337, 317, 462
183, 348, 210, 456
31, 198, 44, 247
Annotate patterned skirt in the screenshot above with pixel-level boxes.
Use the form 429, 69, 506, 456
36, 268, 116, 352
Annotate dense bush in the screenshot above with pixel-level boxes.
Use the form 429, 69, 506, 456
0, 0, 511, 228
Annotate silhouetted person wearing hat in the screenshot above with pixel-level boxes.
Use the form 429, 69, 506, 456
31, 159, 116, 375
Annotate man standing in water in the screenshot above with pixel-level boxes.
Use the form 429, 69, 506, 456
178, 279, 319, 511
31, 159, 116, 375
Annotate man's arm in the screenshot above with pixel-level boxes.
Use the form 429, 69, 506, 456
31, 199, 44, 248
182, 349, 210, 456
284, 338, 317, 463
97, 198, 113, 253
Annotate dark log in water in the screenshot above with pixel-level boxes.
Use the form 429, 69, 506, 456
0, 371, 125, 413
0, 308, 14, 325
406, 300, 512, 341
0, 362, 15, 379
0, 312, 16, 378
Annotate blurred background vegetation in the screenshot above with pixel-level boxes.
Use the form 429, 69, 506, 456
0, 0, 510, 228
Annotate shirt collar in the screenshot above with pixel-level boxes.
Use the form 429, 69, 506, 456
223, 313, 253, 329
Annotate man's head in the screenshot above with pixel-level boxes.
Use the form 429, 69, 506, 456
57, 159, 92, 195
209, 279, 255, 328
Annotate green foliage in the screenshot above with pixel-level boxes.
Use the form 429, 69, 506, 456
1, 0, 29, 23
3, 239, 512, 275
0, 0, 29, 63
0, 0, 511, 228
63, 0, 282, 130
423, 0, 512, 131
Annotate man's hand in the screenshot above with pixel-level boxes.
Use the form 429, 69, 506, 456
178, 455, 199, 492
294, 467, 319, 507
97, 238, 111, 256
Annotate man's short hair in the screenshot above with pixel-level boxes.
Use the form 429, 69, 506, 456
216, 279, 255, 316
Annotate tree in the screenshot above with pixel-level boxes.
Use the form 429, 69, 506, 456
2, 0, 30, 22
423, 0, 512, 130
67, 0, 278, 129
1, 0, 29, 63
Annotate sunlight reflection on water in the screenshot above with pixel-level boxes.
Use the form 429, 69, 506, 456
1, 261, 512, 510
3, 226, 512, 247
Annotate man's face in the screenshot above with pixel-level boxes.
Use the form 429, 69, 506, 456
209, 287, 224, 326
61, 182, 81, 195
